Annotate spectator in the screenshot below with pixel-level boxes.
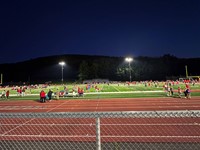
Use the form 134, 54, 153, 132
1, 90, 6, 99
184, 88, 191, 99
17, 88, 20, 96
170, 86, 174, 96
78, 87, 84, 97
56, 89, 59, 100
185, 83, 190, 90
64, 86, 69, 94
177, 87, 182, 98
22, 88, 25, 97
72, 89, 77, 97
47, 89, 53, 101
6, 90, 9, 99
19, 87, 22, 96
40, 90, 46, 103
167, 86, 171, 96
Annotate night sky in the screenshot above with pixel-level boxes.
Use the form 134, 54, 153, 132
1, 0, 200, 64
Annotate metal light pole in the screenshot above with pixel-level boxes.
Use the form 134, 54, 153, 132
185, 65, 188, 78
59, 61, 65, 84
125, 57, 133, 82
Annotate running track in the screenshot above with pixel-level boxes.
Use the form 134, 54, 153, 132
1, 97, 200, 112
1, 97, 200, 143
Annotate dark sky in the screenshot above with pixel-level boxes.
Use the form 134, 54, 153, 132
1, 0, 200, 64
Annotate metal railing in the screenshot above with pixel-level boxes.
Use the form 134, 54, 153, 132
0, 111, 200, 150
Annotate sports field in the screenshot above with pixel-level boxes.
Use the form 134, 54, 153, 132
0, 82, 200, 149
0, 82, 200, 100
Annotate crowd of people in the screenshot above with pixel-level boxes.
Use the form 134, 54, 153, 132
39, 86, 85, 103
0, 79, 198, 101
163, 81, 191, 99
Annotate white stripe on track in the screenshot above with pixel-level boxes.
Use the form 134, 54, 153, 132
2, 135, 200, 139
1, 100, 71, 135
1, 123, 199, 126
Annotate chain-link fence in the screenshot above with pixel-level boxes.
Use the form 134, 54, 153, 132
1, 111, 200, 150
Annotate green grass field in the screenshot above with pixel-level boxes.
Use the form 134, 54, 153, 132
0, 82, 200, 101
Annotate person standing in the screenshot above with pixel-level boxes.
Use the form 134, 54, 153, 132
6, 90, 9, 99
22, 88, 25, 97
47, 89, 53, 101
170, 86, 174, 96
17, 88, 20, 96
167, 86, 171, 96
56, 89, 59, 100
177, 87, 182, 98
19, 87, 22, 96
40, 90, 46, 103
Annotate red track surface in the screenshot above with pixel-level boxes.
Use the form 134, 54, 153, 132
0, 97, 200, 112
1, 97, 200, 143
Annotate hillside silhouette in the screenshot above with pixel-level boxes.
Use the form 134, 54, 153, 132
0, 54, 199, 84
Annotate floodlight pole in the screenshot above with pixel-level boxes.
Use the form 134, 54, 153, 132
185, 65, 188, 78
125, 57, 133, 82
59, 62, 65, 84
128, 61, 131, 82
61, 65, 64, 83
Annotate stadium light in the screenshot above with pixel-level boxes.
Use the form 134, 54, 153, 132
125, 57, 133, 82
59, 61, 65, 84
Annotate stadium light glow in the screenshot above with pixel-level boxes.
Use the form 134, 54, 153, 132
125, 57, 133, 82
59, 61, 65, 84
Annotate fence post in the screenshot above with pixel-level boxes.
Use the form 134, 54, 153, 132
96, 117, 101, 150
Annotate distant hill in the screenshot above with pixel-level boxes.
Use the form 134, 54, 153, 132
0, 54, 122, 84
0, 54, 199, 84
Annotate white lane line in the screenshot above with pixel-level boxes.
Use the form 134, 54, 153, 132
111, 85, 120, 92
1, 123, 199, 126
1, 105, 200, 110
102, 135, 200, 138
46, 100, 70, 112
2, 135, 200, 139
1, 123, 94, 126
1, 100, 70, 135
70, 98, 84, 111
1, 118, 36, 136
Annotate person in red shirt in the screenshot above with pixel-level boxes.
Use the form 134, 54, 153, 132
40, 90, 46, 103
19, 88, 22, 96
185, 83, 190, 89
17, 88, 20, 96
78, 87, 84, 97
6, 90, 9, 99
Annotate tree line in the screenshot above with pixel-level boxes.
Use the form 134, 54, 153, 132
0, 54, 199, 84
